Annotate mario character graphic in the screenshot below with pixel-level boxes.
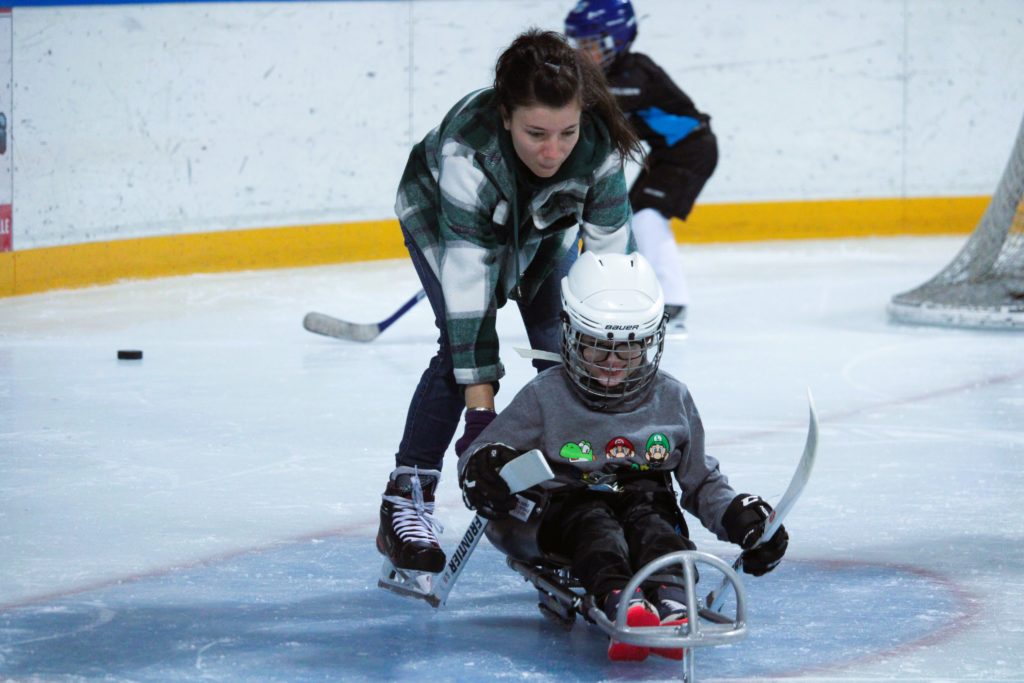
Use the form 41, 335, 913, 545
605, 436, 636, 461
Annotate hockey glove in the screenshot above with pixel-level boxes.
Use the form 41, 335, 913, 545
722, 493, 789, 576
454, 408, 497, 457
459, 444, 518, 520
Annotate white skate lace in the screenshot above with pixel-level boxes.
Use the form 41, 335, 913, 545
385, 470, 444, 544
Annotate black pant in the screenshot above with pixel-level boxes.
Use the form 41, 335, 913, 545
539, 488, 695, 599
630, 131, 718, 221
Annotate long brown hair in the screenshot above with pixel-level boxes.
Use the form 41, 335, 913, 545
493, 28, 643, 164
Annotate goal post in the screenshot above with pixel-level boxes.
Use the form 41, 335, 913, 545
888, 113, 1024, 330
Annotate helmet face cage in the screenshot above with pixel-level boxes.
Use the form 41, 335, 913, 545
564, 0, 637, 69
561, 322, 666, 402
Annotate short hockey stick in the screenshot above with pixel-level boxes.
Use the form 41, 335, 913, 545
303, 289, 426, 342
706, 389, 819, 614
427, 449, 554, 607
377, 449, 554, 607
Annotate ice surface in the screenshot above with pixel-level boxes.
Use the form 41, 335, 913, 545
2, 237, 1022, 681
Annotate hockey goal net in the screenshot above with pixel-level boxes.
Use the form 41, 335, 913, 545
888, 113, 1024, 330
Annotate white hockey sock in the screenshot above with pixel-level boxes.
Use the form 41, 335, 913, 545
630, 208, 690, 307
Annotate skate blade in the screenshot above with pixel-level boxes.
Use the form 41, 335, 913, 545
377, 559, 440, 607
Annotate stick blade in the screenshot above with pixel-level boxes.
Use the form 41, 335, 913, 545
499, 448, 555, 493
763, 389, 818, 534
303, 312, 382, 342
706, 390, 820, 614
513, 347, 562, 363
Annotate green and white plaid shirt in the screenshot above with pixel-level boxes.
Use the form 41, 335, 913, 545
396, 88, 634, 385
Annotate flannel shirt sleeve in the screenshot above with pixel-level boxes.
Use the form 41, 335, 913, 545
578, 152, 635, 254
435, 142, 506, 385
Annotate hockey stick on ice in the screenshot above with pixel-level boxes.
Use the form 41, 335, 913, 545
303, 290, 426, 342
428, 448, 554, 606
378, 449, 554, 608
705, 389, 819, 614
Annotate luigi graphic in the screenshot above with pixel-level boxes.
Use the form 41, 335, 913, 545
645, 432, 671, 464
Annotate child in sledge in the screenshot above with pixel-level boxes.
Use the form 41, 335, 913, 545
458, 252, 788, 661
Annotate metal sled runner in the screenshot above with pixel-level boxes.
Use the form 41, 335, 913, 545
507, 550, 747, 681
483, 484, 749, 683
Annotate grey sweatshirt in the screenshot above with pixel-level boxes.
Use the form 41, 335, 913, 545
458, 366, 738, 541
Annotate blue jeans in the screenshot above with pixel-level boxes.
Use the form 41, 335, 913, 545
395, 231, 578, 471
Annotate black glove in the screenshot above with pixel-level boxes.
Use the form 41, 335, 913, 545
722, 493, 789, 576
454, 408, 497, 457
460, 444, 518, 519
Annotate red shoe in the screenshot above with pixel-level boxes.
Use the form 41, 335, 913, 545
603, 589, 660, 661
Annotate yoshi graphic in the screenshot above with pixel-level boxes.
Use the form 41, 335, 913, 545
559, 440, 594, 462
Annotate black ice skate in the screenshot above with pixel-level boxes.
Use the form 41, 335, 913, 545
376, 466, 445, 573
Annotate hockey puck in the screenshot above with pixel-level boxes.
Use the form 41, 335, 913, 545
117, 349, 143, 360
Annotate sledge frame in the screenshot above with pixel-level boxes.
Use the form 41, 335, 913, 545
507, 550, 747, 682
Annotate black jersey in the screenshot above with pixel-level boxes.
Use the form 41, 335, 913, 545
606, 52, 711, 153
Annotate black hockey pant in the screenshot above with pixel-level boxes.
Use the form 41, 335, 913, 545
539, 488, 695, 600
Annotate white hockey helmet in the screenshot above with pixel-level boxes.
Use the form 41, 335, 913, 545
560, 252, 667, 402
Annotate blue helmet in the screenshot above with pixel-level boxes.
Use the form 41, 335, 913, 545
564, 0, 637, 69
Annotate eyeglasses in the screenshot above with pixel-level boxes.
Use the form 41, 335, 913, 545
580, 340, 646, 363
